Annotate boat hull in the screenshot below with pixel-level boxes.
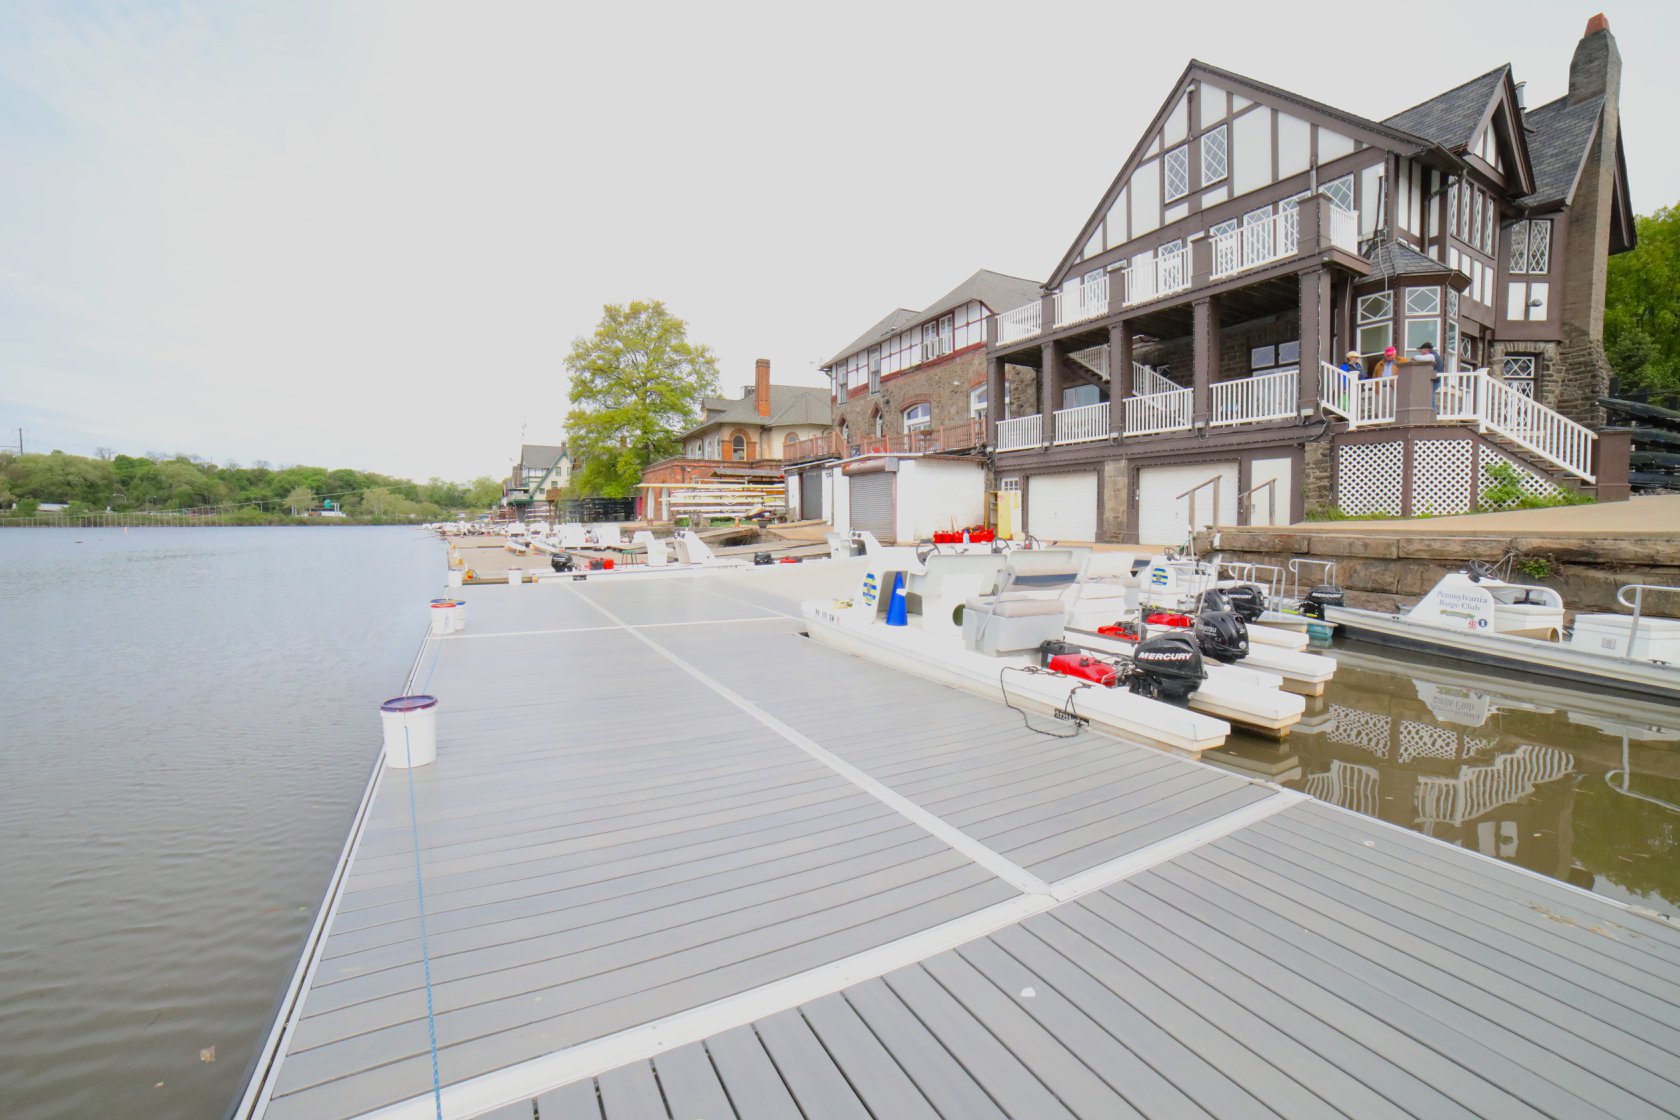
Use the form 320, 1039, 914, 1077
1324, 606, 1680, 702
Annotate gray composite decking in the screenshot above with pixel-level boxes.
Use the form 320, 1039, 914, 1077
251, 569, 1680, 1120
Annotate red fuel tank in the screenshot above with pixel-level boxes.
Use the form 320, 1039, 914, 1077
1046, 654, 1119, 688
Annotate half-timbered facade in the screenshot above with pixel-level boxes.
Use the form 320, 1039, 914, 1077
985, 16, 1634, 544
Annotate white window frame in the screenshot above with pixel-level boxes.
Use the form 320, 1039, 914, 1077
1164, 144, 1190, 203
1322, 173, 1354, 214
968, 385, 987, 420
902, 402, 932, 433
1200, 125, 1227, 186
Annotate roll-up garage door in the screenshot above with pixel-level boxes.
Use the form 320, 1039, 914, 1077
848, 472, 895, 540
1027, 471, 1098, 542
1136, 461, 1238, 546
800, 469, 824, 522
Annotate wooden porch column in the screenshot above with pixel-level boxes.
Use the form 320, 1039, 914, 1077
1192, 297, 1217, 426
1109, 321, 1132, 437
985, 355, 1005, 447
1040, 339, 1063, 446
1298, 265, 1331, 414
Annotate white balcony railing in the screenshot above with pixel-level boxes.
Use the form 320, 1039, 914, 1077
996, 301, 1043, 344
1211, 369, 1298, 426
1054, 275, 1109, 327
1122, 248, 1191, 306
1123, 387, 1194, 435
1318, 362, 1397, 427
1053, 401, 1110, 445
1134, 362, 1178, 396
1212, 209, 1299, 278
1329, 206, 1360, 254
995, 414, 1042, 451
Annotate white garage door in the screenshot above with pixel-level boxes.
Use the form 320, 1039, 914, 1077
1027, 471, 1098, 542
1136, 462, 1238, 546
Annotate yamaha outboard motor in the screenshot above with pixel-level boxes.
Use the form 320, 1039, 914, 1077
1194, 610, 1250, 663
1220, 583, 1266, 622
550, 553, 574, 572
1127, 632, 1205, 705
1299, 585, 1345, 619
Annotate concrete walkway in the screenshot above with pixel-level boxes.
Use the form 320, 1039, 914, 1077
1279, 493, 1680, 538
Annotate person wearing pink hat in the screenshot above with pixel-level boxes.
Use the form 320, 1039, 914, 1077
1371, 345, 1401, 379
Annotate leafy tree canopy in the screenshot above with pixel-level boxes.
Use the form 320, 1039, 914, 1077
564, 300, 720, 497
1606, 203, 1680, 404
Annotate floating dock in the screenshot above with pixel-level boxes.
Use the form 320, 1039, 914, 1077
236, 569, 1680, 1120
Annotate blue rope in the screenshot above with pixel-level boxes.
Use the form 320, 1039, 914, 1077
403, 724, 445, 1120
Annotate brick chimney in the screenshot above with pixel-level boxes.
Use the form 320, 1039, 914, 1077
755, 358, 771, 417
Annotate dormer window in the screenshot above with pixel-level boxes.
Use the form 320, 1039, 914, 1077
1164, 144, 1190, 202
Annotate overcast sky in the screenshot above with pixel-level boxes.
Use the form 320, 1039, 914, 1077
2, 0, 1674, 483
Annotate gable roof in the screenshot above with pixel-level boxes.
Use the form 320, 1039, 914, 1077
1045, 60, 1435, 288
519, 443, 567, 470
1516, 93, 1604, 209
683, 384, 833, 438
1384, 66, 1509, 150
823, 269, 1041, 368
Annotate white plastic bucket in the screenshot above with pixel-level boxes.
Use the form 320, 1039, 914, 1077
381, 695, 438, 768
429, 602, 454, 635
508, 567, 524, 585
447, 569, 463, 588
449, 600, 466, 632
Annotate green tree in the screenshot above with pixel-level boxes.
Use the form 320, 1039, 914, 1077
565, 300, 719, 497
284, 486, 316, 515
1605, 203, 1680, 404
465, 476, 503, 509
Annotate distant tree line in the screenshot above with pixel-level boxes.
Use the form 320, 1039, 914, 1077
0, 449, 503, 522
1606, 202, 1680, 405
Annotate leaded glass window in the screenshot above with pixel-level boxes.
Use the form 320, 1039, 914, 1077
1200, 125, 1227, 185
1482, 197, 1496, 254
1525, 220, 1551, 273
1502, 355, 1537, 396
1508, 222, 1528, 274
1358, 292, 1392, 323
1323, 174, 1354, 213
1165, 144, 1190, 202
1357, 293, 1393, 357
1405, 287, 1441, 317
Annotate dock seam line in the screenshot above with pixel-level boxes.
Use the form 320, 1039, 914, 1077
450, 616, 788, 640
352, 789, 1301, 1120
573, 593, 1053, 897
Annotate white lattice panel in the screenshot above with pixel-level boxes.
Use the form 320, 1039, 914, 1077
1336, 442, 1404, 516
1399, 720, 1460, 764
1327, 704, 1391, 757
1410, 439, 1474, 515
1478, 446, 1563, 510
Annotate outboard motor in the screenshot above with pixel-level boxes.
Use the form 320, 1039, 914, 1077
1127, 633, 1206, 705
753, 552, 774, 565
1193, 610, 1250, 663
1220, 583, 1266, 623
550, 553, 574, 572
1299, 584, 1345, 619
1195, 588, 1234, 615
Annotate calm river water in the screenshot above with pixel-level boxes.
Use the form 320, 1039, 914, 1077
0, 527, 439, 1120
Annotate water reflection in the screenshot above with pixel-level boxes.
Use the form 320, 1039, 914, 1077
1212, 641, 1680, 916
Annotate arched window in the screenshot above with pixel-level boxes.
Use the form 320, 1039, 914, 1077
968, 385, 987, 420
872, 410, 884, 437
903, 402, 932, 433
731, 434, 746, 460
783, 432, 799, 455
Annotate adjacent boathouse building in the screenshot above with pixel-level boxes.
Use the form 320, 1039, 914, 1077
982, 15, 1635, 543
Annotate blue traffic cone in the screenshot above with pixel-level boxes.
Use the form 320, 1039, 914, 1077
886, 571, 909, 626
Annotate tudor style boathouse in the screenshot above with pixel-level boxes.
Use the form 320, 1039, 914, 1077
982, 15, 1635, 544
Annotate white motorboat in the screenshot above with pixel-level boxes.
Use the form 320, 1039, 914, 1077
1325, 568, 1680, 702
802, 549, 1316, 756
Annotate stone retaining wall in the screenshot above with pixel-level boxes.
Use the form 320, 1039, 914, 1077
1198, 527, 1680, 615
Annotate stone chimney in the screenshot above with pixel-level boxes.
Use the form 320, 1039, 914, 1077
1568, 13, 1620, 104
755, 358, 771, 417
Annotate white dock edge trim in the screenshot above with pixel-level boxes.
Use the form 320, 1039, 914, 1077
355, 790, 1302, 1120
449, 616, 788, 640
229, 626, 434, 1120
577, 593, 1054, 897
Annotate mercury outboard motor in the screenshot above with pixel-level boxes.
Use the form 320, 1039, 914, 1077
1220, 583, 1266, 622
1127, 633, 1206, 705
550, 553, 574, 572
1299, 584, 1345, 619
753, 552, 774, 565
1193, 610, 1250, 663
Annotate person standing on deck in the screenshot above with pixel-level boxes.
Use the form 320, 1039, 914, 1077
1370, 346, 1401, 379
